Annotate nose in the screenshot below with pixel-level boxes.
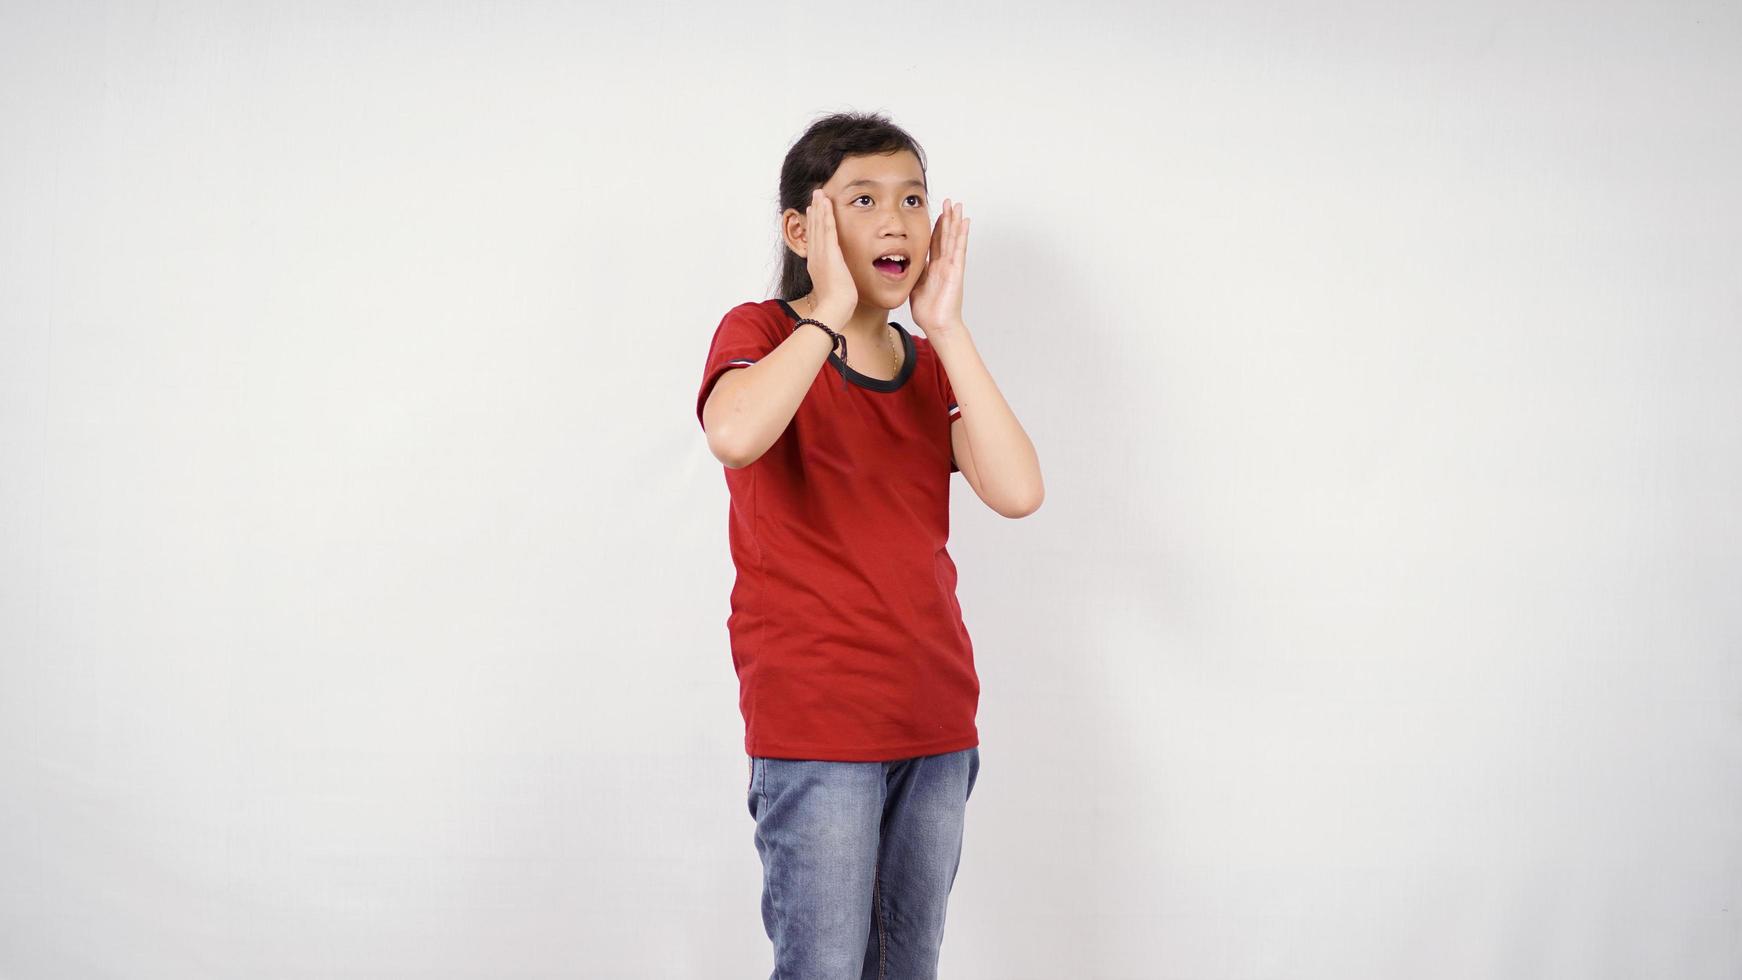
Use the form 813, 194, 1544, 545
879, 204, 907, 235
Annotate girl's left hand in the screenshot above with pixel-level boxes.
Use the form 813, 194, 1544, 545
909, 199, 968, 336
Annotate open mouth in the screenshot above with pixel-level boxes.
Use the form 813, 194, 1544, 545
873, 255, 910, 279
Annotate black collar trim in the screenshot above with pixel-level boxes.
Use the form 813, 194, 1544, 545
776, 298, 915, 393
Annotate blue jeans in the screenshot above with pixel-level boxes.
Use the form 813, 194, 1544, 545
747, 746, 981, 979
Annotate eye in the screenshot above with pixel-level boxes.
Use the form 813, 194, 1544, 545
851, 194, 928, 207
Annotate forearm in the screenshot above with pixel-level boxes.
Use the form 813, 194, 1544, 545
928, 323, 1045, 515
710, 323, 837, 468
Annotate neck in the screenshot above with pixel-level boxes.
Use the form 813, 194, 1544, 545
793, 294, 892, 350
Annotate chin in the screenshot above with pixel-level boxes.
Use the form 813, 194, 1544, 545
882, 282, 916, 305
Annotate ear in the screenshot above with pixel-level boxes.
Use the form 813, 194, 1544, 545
781, 209, 808, 258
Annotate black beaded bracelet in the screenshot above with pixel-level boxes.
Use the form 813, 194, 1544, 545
793, 317, 846, 361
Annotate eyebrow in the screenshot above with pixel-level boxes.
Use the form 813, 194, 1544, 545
841, 179, 928, 192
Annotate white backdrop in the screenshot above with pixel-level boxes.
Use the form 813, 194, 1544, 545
2, 2, 1738, 978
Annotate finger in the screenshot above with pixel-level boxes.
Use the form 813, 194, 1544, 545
947, 201, 961, 264
810, 190, 823, 257
803, 192, 813, 256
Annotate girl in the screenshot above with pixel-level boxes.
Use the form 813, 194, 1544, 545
694, 111, 1044, 979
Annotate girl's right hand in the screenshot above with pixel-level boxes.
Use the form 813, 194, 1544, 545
805, 189, 858, 322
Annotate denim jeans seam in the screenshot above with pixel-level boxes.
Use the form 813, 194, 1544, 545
759, 760, 784, 979
873, 858, 888, 980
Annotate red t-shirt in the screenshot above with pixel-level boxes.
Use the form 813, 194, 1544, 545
696, 297, 978, 762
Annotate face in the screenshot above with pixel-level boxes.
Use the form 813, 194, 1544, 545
787, 150, 931, 306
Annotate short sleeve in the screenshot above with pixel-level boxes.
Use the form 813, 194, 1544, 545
697, 303, 783, 431
940, 361, 961, 473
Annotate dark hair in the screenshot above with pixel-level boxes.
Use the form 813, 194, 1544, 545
771, 111, 929, 301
